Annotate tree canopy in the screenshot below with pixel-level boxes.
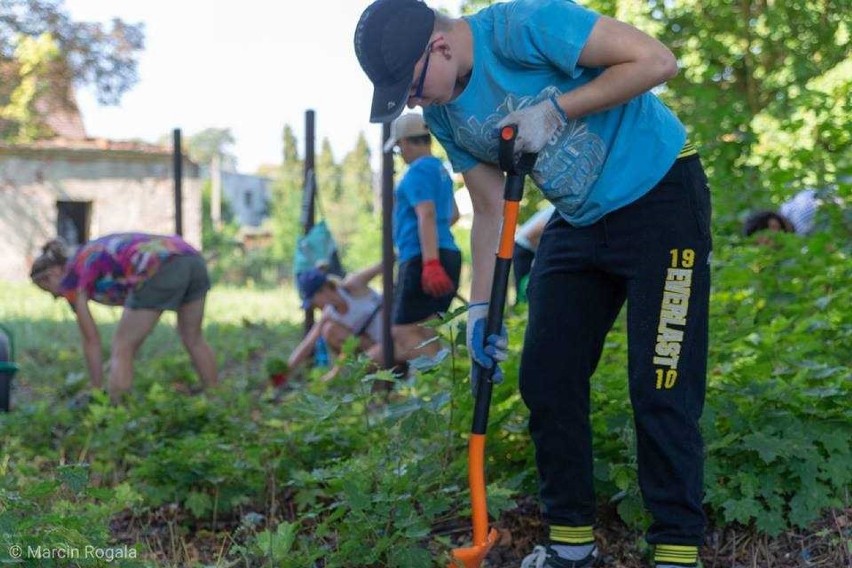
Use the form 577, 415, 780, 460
0, 0, 144, 141
460, 0, 850, 227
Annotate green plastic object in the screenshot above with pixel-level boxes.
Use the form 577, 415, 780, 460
517, 274, 530, 304
0, 324, 18, 371
0, 323, 18, 412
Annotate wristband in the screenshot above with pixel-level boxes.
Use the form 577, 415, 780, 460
548, 96, 569, 122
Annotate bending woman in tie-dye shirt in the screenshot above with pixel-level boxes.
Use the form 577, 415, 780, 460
30, 233, 218, 403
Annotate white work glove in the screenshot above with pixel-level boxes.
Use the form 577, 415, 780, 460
497, 96, 568, 154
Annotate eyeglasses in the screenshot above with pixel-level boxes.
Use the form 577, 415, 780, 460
412, 39, 439, 100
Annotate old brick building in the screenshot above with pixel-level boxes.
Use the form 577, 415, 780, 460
0, 137, 202, 281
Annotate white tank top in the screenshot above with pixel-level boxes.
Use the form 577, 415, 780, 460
322, 287, 383, 344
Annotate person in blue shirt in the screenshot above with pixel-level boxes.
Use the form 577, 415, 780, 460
355, 1, 711, 567
385, 112, 462, 361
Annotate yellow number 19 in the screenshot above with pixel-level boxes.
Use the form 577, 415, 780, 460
669, 248, 695, 268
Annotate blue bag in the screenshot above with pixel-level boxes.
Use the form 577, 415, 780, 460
293, 220, 344, 277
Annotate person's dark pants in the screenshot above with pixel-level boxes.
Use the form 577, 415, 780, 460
513, 243, 535, 303
393, 249, 462, 325
519, 155, 711, 546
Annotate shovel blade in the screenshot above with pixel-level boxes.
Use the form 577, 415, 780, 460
448, 528, 499, 568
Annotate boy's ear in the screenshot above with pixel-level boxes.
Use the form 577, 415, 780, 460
430, 33, 447, 48
435, 38, 452, 58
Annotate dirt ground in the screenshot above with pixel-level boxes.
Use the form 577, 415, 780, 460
112, 498, 851, 567
484, 498, 851, 568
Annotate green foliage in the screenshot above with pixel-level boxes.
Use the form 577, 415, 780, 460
0, 1, 846, 564
0, 435, 145, 566
0, 0, 144, 141
200, 178, 279, 287
201, 179, 237, 246
234, 521, 298, 565
187, 127, 237, 169
130, 429, 264, 519
576, 229, 852, 536
0, 205, 848, 564
263, 124, 305, 277
265, 355, 288, 375
655, 0, 849, 229
701, 231, 851, 534
160, 127, 238, 170
317, 135, 384, 269
341, 132, 376, 213
0, 33, 59, 142
456, 0, 850, 235
262, 125, 382, 276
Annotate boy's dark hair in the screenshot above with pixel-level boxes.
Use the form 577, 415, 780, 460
404, 134, 432, 146
742, 210, 794, 236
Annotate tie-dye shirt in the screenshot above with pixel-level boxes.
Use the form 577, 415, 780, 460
59, 233, 199, 306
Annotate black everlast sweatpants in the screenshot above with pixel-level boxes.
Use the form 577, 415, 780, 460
519, 153, 711, 546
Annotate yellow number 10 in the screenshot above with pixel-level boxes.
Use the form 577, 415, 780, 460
656, 369, 678, 389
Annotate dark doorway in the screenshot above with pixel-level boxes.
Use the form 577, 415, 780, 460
56, 201, 91, 247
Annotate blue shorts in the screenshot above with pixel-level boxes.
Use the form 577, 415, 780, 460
393, 249, 462, 325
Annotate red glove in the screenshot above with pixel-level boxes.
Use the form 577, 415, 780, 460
269, 369, 289, 388
421, 258, 454, 297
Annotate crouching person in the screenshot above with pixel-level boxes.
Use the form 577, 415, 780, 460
286, 264, 387, 382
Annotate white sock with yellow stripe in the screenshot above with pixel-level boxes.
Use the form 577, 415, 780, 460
550, 525, 595, 561
654, 544, 698, 567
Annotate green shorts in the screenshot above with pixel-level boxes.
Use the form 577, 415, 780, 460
126, 254, 211, 311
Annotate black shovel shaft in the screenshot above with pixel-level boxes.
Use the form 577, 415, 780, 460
472, 253, 513, 434
471, 125, 536, 435
484, 163, 527, 338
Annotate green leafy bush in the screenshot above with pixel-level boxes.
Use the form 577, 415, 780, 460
0, 224, 847, 564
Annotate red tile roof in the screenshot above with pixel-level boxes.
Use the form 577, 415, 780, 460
0, 136, 172, 155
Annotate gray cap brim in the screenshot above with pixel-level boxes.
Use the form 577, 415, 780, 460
382, 134, 398, 153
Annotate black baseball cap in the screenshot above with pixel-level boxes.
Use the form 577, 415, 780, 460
354, 0, 435, 123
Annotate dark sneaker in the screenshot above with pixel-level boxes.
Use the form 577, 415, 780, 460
520, 544, 601, 568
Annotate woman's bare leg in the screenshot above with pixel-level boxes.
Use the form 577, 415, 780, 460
176, 296, 218, 389
110, 308, 162, 403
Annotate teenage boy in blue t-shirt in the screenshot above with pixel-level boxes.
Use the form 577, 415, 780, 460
355, 1, 711, 567
386, 112, 462, 360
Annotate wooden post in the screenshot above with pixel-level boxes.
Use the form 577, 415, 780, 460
173, 128, 183, 236
211, 153, 222, 231
301, 110, 316, 336
381, 122, 395, 369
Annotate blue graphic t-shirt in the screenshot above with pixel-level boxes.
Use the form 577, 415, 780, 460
424, 0, 687, 226
394, 155, 459, 262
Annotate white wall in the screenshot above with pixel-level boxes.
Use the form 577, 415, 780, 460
0, 149, 202, 281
